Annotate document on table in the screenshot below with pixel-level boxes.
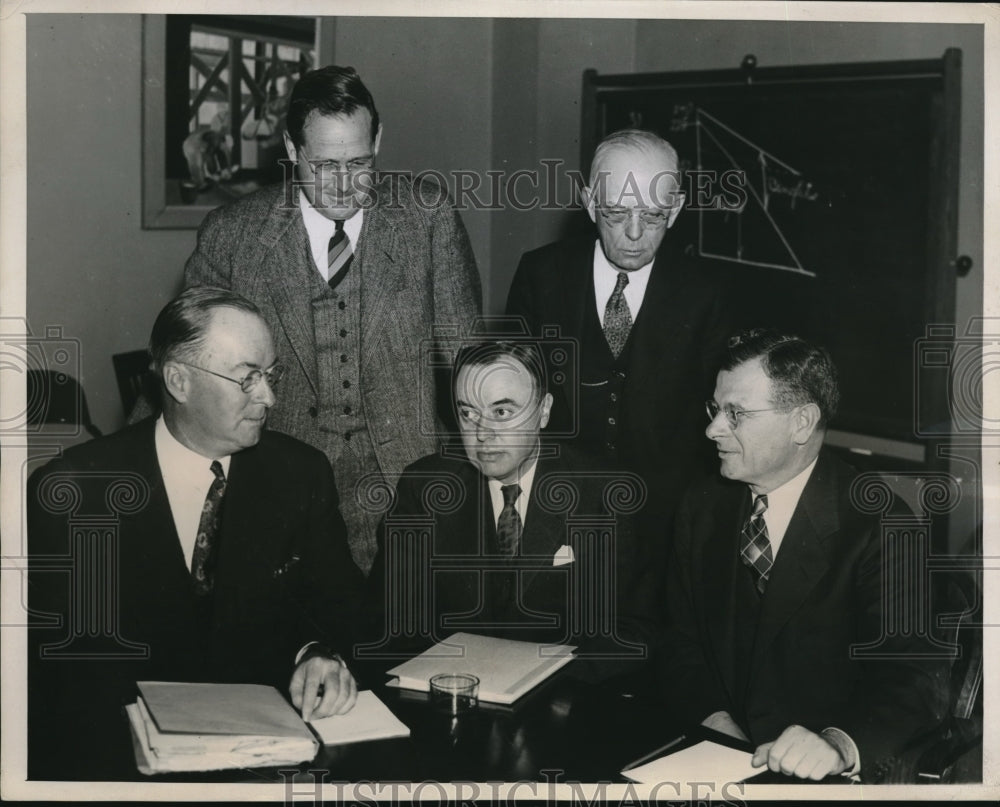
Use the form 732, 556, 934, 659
308, 690, 410, 745
622, 740, 758, 784
385, 632, 576, 705
127, 682, 317, 774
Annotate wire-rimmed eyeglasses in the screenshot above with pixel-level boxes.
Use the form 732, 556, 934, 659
180, 361, 284, 393
597, 206, 675, 227
705, 399, 792, 429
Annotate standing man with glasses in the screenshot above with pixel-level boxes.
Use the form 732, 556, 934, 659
27, 288, 365, 780
184, 66, 482, 574
659, 328, 949, 782
507, 129, 731, 606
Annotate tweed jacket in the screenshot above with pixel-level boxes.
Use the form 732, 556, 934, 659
184, 176, 482, 490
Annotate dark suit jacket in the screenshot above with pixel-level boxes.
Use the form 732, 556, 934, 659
184, 176, 482, 508
364, 446, 657, 660
26, 418, 364, 779
660, 450, 950, 781
506, 236, 730, 580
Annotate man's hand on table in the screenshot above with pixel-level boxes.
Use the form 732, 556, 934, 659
752, 724, 851, 780
289, 649, 357, 722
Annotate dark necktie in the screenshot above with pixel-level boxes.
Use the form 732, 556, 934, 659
327, 219, 354, 290
740, 494, 773, 594
603, 271, 633, 358
191, 460, 226, 596
496, 483, 522, 557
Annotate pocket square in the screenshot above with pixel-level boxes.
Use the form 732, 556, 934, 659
552, 544, 575, 566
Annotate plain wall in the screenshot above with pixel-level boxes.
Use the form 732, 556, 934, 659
26, 14, 195, 434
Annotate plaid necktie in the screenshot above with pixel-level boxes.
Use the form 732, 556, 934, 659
496, 483, 522, 557
327, 219, 354, 290
191, 460, 226, 595
740, 494, 773, 594
603, 271, 633, 358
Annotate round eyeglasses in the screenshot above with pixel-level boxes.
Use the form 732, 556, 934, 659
705, 399, 792, 429
180, 361, 284, 393
598, 206, 674, 227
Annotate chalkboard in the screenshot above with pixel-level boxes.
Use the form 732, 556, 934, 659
582, 51, 963, 465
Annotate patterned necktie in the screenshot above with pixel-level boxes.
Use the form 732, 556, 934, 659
327, 219, 354, 290
496, 484, 522, 557
740, 494, 773, 594
603, 271, 633, 358
191, 460, 226, 596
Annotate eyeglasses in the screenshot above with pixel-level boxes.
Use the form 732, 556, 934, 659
180, 361, 284, 393
298, 149, 375, 177
705, 399, 793, 429
598, 206, 674, 227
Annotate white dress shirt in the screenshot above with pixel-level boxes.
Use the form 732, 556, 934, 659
155, 416, 231, 571
299, 194, 364, 282
592, 241, 654, 322
486, 456, 539, 529
755, 456, 818, 558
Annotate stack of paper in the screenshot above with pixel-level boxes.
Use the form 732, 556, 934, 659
309, 690, 410, 745
126, 681, 318, 774
622, 740, 758, 784
385, 632, 576, 705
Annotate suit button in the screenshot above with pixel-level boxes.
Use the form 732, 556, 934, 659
608, 417, 616, 425
343, 405, 352, 415
614, 369, 626, 379
343, 380, 351, 388
338, 301, 346, 310
610, 393, 618, 402
308, 406, 318, 418
340, 329, 347, 337
340, 354, 348, 363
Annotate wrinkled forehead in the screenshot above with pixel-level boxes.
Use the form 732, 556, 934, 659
590, 146, 682, 208
455, 357, 538, 404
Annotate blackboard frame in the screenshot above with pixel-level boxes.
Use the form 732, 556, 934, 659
581, 50, 963, 472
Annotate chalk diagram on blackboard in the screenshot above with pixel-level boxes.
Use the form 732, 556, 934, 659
671, 103, 818, 278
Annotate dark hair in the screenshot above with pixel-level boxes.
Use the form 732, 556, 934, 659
722, 328, 840, 426
453, 340, 548, 401
286, 65, 379, 148
149, 287, 262, 373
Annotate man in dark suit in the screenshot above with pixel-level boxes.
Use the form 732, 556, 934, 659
506, 129, 729, 594
27, 288, 365, 779
364, 340, 655, 660
184, 66, 482, 574
660, 329, 949, 781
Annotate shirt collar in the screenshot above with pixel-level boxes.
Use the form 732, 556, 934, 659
754, 457, 818, 516
298, 192, 364, 243
487, 454, 540, 501
592, 240, 655, 282
155, 415, 232, 477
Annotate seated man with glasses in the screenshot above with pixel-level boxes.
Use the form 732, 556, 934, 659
659, 328, 949, 782
507, 128, 731, 620
27, 287, 365, 780
364, 339, 657, 667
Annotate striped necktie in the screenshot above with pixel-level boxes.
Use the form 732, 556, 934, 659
327, 219, 354, 290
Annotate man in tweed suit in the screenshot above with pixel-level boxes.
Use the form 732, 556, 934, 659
185, 66, 482, 573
